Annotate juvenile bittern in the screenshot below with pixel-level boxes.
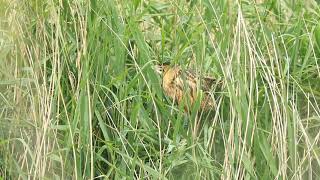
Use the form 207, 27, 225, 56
155, 63, 219, 111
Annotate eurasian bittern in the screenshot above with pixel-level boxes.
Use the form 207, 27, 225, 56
155, 63, 219, 111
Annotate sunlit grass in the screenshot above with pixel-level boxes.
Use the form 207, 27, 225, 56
1, 0, 320, 179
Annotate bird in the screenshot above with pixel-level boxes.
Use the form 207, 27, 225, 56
154, 63, 220, 111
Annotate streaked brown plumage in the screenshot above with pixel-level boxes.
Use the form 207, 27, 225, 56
155, 64, 219, 111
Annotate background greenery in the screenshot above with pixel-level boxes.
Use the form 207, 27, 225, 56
1, 0, 320, 179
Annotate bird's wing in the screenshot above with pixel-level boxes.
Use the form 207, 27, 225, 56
202, 76, 216, 90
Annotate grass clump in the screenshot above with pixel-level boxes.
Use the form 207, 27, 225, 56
1, 0, 320, 179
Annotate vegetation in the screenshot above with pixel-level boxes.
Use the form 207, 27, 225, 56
1, 0, 320, 179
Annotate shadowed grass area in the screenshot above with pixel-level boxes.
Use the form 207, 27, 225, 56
1, 0, 320, 179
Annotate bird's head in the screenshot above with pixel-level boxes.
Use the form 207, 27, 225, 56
154, 62, 171, 75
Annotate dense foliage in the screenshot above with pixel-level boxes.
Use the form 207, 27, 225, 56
1, 0, 320, 179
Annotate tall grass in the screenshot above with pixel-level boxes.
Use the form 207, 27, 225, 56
1, 0, 320, 179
